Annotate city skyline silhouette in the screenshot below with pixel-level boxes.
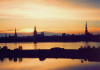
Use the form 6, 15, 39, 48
0, 21, 99, 38
0, 21, 100, 42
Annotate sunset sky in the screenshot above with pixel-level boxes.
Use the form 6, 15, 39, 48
0, 0, 100, 35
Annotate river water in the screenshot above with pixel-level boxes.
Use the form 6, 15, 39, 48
0, 42, 100, 70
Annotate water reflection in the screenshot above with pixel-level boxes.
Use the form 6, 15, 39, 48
0, 58, 4, 62
0, 58, 99, 70
0, 56, 100, 63
0, 58, 22, 62
34, 42, 37, 49
9, 57, 13, 61
0, 42, 100, 70
0, 42, 100, 50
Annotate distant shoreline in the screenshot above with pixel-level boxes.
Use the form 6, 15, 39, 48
0, 34, 100, 43
0, 41, 100, 43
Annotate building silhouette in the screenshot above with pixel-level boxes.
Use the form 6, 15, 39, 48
85, 21, 88, 35
15, 28, 17, 38
41, 32, 44, 36
62, 33, 66, 36
33, 27, 45, 38
85, 21, 91, 36
5, 33, 7, 37
8, 28, 17, 38
34, 26, 37, 36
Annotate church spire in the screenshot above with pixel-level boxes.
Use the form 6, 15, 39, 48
86, 21, 87, 30
15, 28, 16, 33
34, 26, 36, 31
15, 28, 17, 37
34, 26, 37, 36
85, 21, 88, 35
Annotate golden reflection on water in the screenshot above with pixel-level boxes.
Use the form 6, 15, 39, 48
0, 42, 100, 50
1, 56, 100, 70
0, 58, 94, 70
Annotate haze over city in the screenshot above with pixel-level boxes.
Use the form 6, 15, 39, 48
0, 0, 100, 36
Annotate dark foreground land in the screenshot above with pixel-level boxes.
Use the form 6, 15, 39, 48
0, 46, 100, 62
0, 35, 100, 43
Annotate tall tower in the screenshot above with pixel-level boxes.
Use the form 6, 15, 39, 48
85, 21, 88, 35
15, 28, 17, 37
34, 26, 37, 36
5, 33, 7, 37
